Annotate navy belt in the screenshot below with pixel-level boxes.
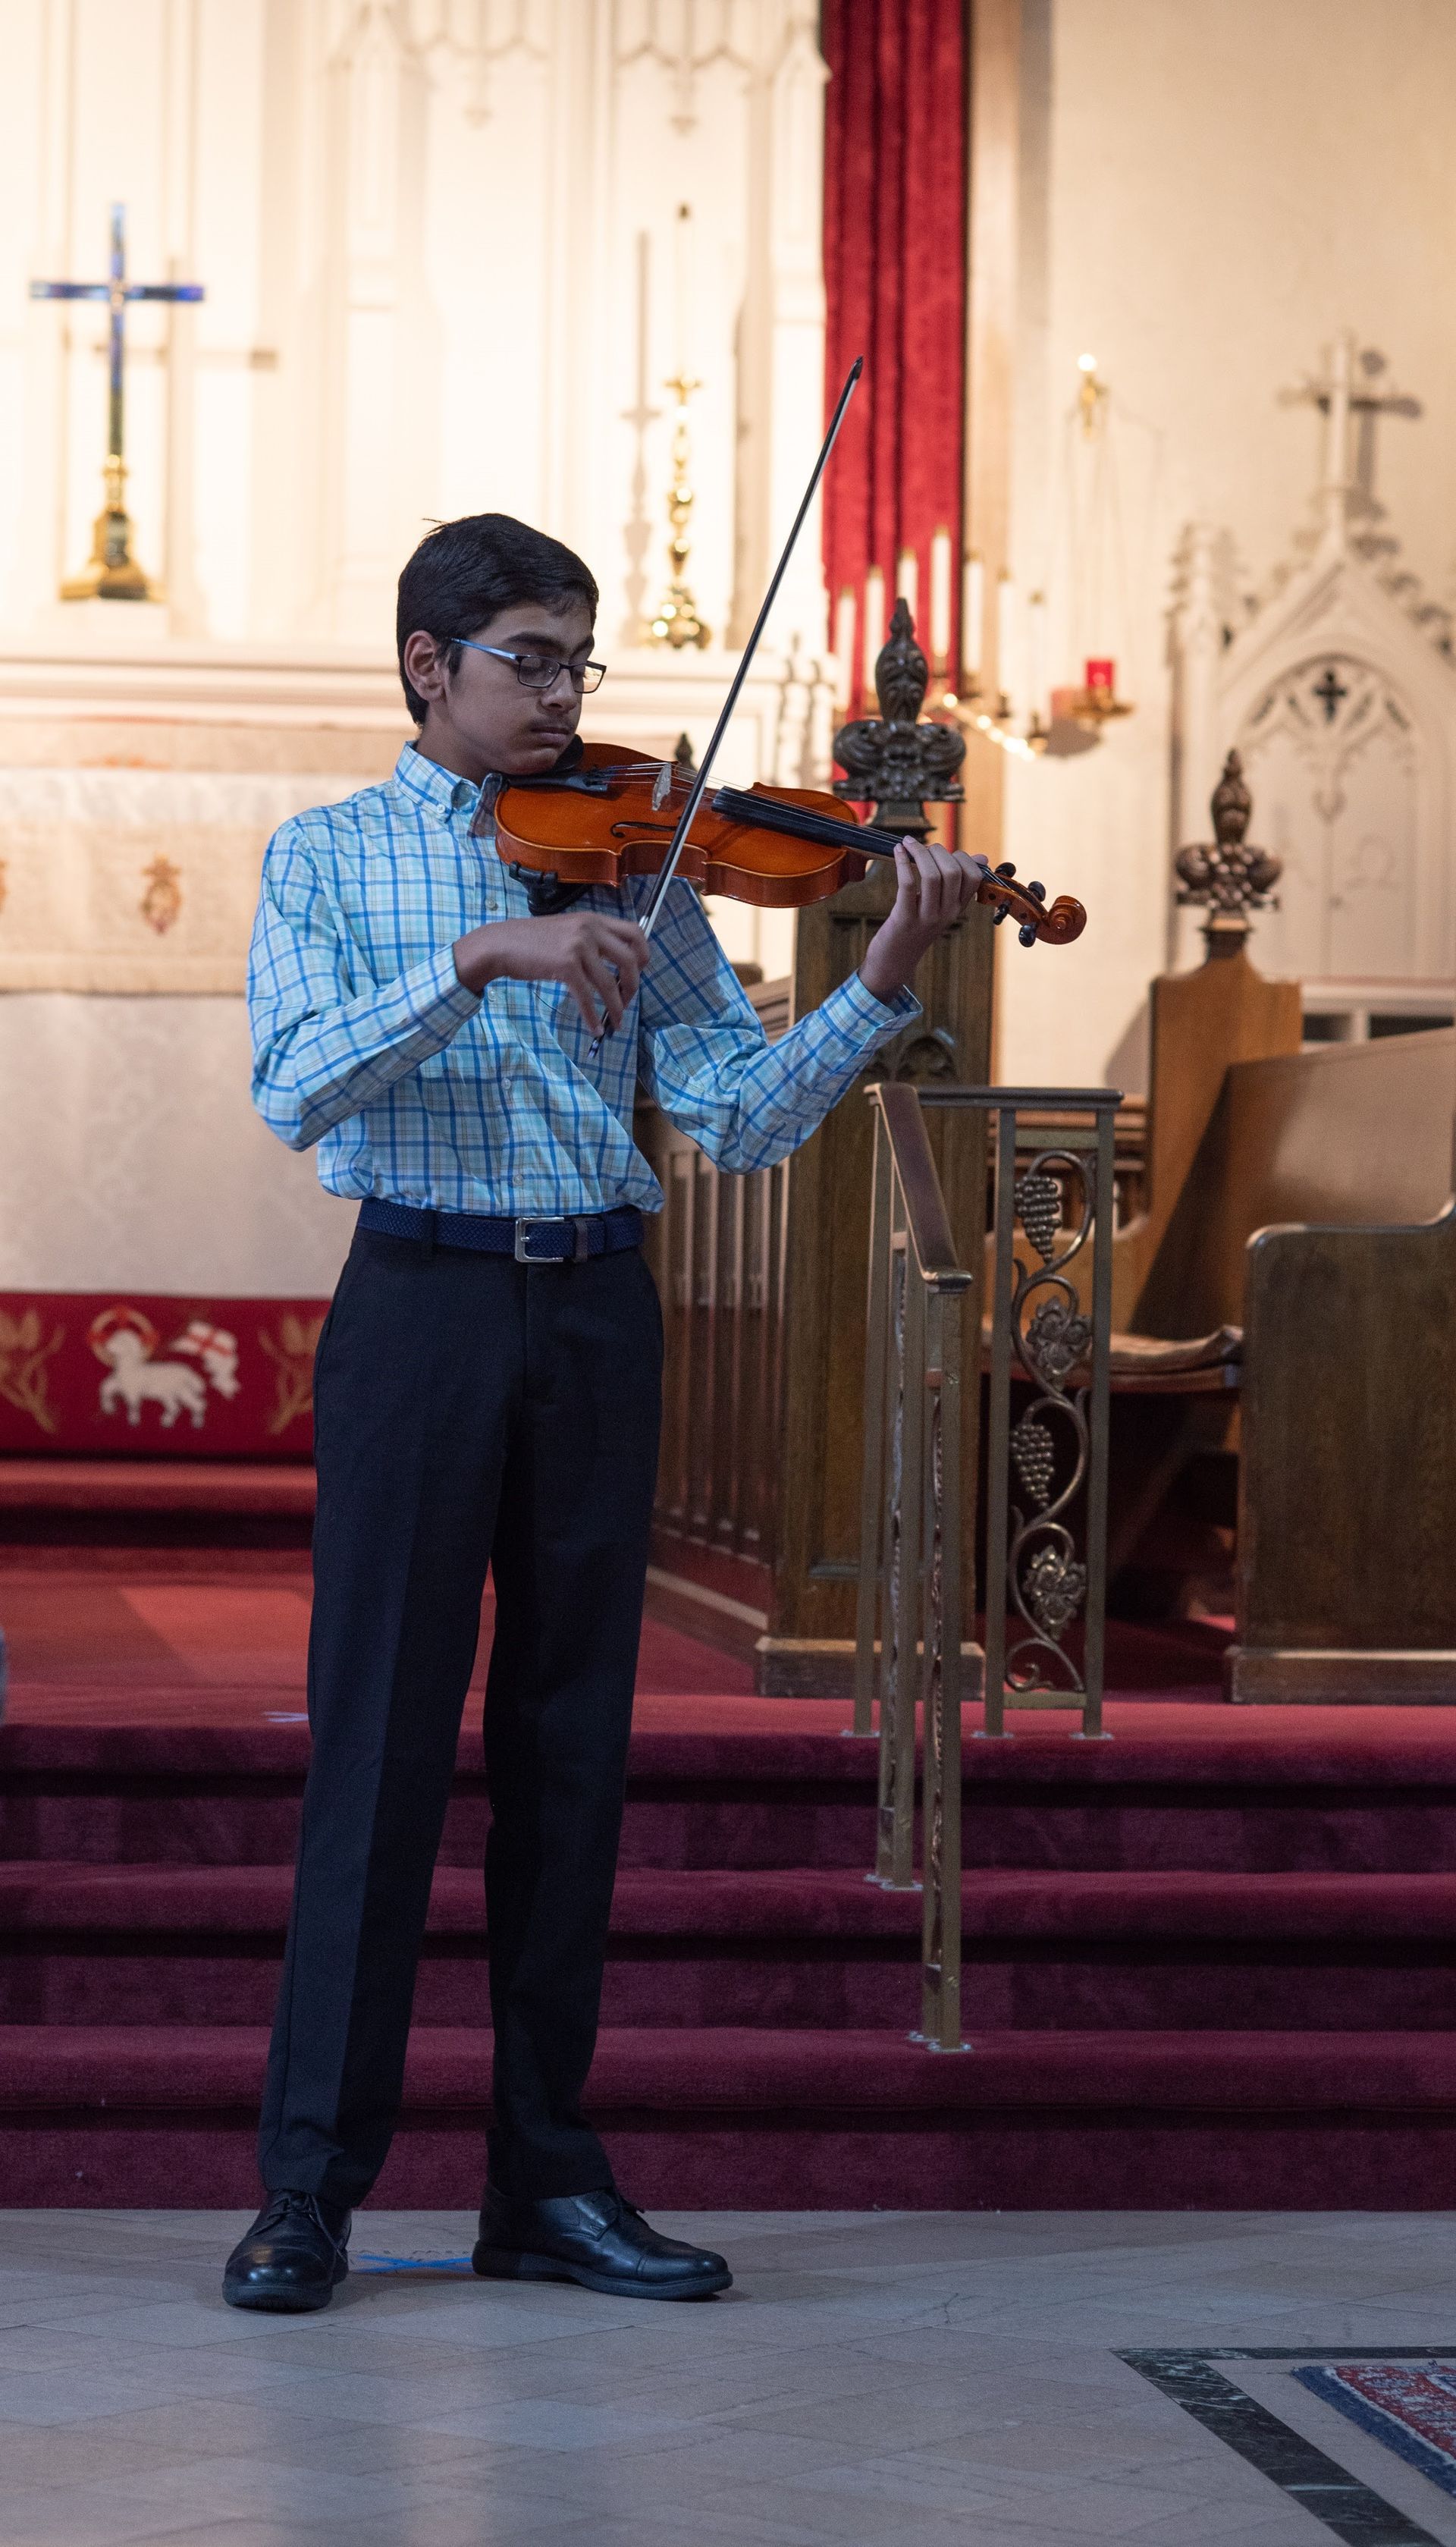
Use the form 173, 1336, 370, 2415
358, 1198, 644, 1264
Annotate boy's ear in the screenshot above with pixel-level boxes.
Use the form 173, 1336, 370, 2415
403, 630, 448, 702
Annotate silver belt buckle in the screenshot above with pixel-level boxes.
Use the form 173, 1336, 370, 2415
513, 1217, 591, 1263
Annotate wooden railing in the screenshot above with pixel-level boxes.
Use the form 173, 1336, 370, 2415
635, 977, 792, 1644
645, 1127, 791, 1608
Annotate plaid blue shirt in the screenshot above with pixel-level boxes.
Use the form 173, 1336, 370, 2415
247, 743, 918, 1217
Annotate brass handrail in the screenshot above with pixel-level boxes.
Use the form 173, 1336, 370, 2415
852, 1086, 971, 2053
874, 1084, 974, 1291
852, 1079, 1121, 2056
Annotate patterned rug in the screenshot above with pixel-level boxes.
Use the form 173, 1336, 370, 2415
1296, 2361, 1456, 2498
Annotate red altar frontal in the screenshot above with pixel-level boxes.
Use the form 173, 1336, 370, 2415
0, 1292, 327, 1460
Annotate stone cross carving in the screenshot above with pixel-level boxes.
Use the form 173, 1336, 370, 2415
1311, 665, 1350, 723
30, 203, 204, 600
1281, 332, 1420, 541
1174, 751, 1282, 953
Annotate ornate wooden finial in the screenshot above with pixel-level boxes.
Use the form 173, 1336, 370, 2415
1174, 750, 1282, 954
831, 597, 965, 838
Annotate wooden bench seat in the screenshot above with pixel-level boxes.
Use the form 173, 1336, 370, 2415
984, 1321, 1242, 1393
1112, 1019, 1456, 1697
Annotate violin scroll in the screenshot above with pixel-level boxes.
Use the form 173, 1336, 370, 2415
979, 859, 1086, 948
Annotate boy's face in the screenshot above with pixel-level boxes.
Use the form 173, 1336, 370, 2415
403, 598, 597, 782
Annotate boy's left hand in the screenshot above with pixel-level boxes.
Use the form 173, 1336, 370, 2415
858, 839, 993, 1003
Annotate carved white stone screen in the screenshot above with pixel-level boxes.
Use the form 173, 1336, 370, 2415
1238, 655, 1422, 981
0, 0, 828, 658
1170, 340, 1456, 1000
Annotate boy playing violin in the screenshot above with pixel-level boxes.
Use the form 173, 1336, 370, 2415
226, 512, 986, 2312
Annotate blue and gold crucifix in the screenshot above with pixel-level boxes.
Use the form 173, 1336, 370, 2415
30, 203, 204, 601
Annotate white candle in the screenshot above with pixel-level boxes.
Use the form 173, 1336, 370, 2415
896, 545, 918, 627
996, 570, 1016, 707
962, 553, 984, 679
1028, 589, 1047, 718
862, 566, 886, 692
929, 527, 952, 669
834, 586, 856, 709
673, 203, 693, 378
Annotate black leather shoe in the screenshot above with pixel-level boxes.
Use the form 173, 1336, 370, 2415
222, 2191, 351, 2313
472, 2186, 731, 2300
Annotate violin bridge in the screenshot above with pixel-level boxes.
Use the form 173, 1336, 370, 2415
651, 760, 673, 812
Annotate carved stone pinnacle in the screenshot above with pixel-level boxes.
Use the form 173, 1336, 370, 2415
832, 596, 965, 838
1174, 749, 1282, 953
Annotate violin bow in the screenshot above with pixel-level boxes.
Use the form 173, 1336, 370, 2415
635, 356, 864, 946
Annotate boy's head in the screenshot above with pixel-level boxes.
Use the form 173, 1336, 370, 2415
397, 513, 600, 782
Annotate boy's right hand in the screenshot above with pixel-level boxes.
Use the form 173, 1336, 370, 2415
453, 912, 649, 1038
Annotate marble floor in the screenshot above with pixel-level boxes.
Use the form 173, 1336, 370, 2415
4, 2209, 1456, 2545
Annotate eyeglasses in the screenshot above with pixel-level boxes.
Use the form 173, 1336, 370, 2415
450, 639, 607, 695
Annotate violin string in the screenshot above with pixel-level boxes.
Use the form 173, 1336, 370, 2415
634, 357, 864, 947
572, 761, 1064, 937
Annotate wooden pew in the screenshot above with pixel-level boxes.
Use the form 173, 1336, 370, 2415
1006, 931, 1456, 1700
1082, 1009, 1455, 1689
1184, 1029, 1456, 1700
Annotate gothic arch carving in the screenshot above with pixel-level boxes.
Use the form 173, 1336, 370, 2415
1172, 336, 1456, 989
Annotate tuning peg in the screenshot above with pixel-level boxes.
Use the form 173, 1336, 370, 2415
992, 906, 1009, 925
995, 859, 1017, 878
1018, 922, 1039, 947
1027, 880, 1046, 902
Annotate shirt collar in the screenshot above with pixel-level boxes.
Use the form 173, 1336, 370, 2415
392, 741, 481, 819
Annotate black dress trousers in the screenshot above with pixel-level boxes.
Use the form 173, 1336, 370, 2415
258, 1224, 663, 2208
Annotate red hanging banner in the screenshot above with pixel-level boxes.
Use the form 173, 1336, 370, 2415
821, 0, 968, 711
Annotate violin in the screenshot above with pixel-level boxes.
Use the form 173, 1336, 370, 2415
488, 357, 1086, 968
492, 743, 1085, 949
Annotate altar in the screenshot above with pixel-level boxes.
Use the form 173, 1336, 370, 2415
0, 0, 838, 1300
0, 629, 827, 1298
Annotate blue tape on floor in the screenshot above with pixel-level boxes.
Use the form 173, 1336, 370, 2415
356, 2253, 474, 2275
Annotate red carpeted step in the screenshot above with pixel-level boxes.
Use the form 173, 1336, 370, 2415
0, 1460, 315, 1517
8, 2024, 1456, 2209
12, 2021, 1456, 2111
0, 1724, 890, 1870
0, 1464, 318, 1560
24, 1861, 1456, 1937
10, 1706, 1456, 2209
8, 1864, 1456, 2033
8, 1717, 1456, 1871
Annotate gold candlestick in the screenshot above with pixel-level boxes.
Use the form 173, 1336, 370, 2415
647, 372, 711, 649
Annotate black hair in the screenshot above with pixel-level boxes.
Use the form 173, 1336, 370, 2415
395, 513, 599, 722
